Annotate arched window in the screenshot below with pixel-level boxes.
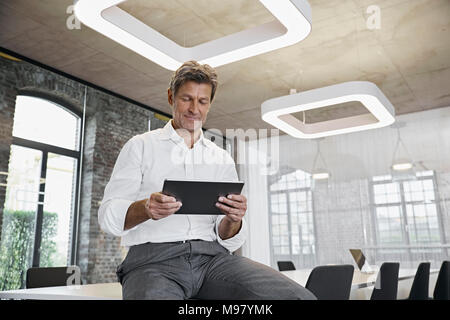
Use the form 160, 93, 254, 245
12, 95, 81, 150
0, 95, 82, 290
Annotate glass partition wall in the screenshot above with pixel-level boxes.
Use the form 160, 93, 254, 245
1, 51, 449, 291
240, 106, 450, 272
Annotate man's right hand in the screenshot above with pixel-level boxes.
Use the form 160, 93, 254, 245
145, 192, 182, 220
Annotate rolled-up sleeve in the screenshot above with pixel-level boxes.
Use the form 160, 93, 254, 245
215, 215, 248, 253
214, 151, 247, 252
98, 136, 143, 237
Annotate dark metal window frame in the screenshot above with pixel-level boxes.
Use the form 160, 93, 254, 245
11, 93, 82, 268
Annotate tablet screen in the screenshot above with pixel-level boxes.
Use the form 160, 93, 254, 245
162, 179, 245, 214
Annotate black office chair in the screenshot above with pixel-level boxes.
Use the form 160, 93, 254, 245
370, 262, 400, 300
277, 261, 296, 271
407, 262, 430, 300
26, 266, 81, 289
305, 265, 354, 300
432, 261, 450, 300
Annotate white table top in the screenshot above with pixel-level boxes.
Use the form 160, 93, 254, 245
0, 268, 438, 300
0, 282, 122, 300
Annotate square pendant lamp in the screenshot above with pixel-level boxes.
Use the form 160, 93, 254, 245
261, 81, 396, 139
73, 0, 312, 71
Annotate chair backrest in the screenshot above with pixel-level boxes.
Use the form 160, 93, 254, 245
370, 262, 400, 300
26, 266, 81, 289
305, 264, 354, 300
408, 262, 430, 300
277, 261, 296, 271
433, 261, 450, 300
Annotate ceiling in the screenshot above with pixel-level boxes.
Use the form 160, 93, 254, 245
1, 0, 449, 137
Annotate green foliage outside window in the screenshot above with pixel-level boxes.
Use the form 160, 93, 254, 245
0, 210, 58, 290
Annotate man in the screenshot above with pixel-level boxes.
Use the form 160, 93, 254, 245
98, 61, 316, 300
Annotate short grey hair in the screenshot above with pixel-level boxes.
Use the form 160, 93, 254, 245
168, 60, 218, 102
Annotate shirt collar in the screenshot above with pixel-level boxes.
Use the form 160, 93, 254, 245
159, 120, 208, 147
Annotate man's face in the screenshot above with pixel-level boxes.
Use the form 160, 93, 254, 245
168, 81, 212, 132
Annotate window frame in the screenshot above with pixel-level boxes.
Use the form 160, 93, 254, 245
369, 171, 446, 258
267, 170, 317, 268
10, 92, 83, 268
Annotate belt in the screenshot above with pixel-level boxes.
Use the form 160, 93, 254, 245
168, 239, 203, 244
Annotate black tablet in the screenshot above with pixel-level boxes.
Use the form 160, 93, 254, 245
162, 179, 245, 214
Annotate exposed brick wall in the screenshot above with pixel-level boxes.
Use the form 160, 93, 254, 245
0, 58, 18, 239
82, 88, 156, 284
0, 56, 167, 284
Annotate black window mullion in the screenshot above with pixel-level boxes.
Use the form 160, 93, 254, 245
32, 151, 48, 267
12, 136, 80, 160
69, 157, 81, 265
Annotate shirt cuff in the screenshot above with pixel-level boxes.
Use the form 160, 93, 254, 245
98, 198, 139, 237
215, 215, 247, 253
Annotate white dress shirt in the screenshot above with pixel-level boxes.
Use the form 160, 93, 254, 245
98, 120, 247, 252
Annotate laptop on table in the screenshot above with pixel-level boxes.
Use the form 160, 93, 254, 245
349, 249, 376, 274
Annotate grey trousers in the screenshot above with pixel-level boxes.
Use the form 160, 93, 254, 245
116, 240, 316, 300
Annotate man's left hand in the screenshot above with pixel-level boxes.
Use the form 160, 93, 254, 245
215, 194, 247, 223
